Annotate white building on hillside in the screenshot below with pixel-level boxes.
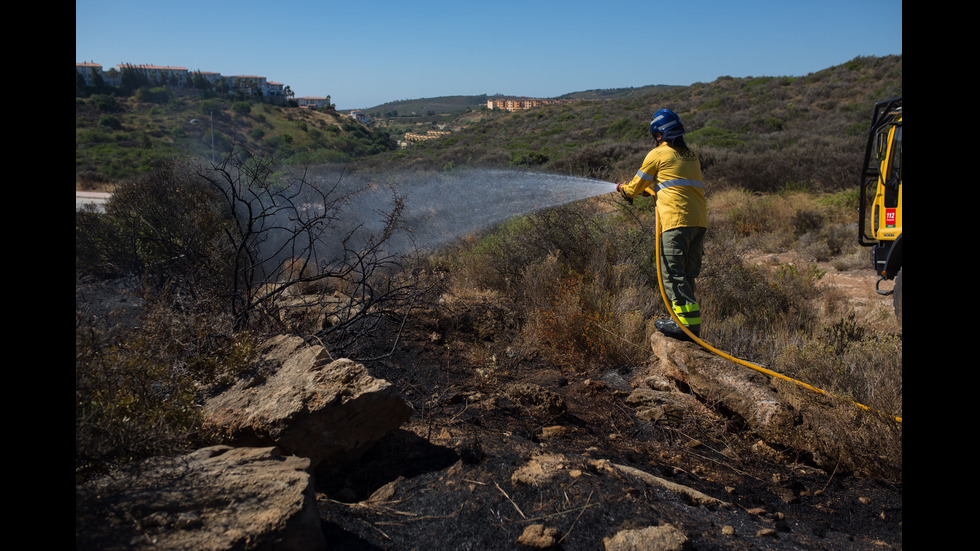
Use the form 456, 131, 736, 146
76, 62, 295, 99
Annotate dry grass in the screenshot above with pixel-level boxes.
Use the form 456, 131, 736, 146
75, 297, 254, 481
438, 185, 900, 422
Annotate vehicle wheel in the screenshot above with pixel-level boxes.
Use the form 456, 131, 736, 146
893, 267, 902, 327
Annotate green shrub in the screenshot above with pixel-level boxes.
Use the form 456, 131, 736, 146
91, 94, 118, 113
686, 126, 744, 148
199, 99, 222, 116
97, 115, 122, 130
509, 150, 549, 167
135, 86, 173, 104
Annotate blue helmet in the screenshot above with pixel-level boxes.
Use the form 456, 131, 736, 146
650, 109, 685, 140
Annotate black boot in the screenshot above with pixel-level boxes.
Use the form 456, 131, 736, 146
655, 319, 699, 342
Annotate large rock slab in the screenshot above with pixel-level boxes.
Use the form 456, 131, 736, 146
645, 333, 902, 479
647, 332, 797, 435
204, 334, 414, 471
75, 446, 325, 551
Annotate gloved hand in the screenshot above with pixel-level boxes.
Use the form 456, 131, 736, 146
616, 182, 632, 205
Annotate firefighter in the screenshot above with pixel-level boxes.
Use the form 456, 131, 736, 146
617, 109, 707, 342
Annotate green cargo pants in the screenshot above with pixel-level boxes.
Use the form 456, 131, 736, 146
658, 226, 707, 331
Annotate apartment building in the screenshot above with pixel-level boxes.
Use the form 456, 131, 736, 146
486, 98, 568, 111
295, 96, 333, 109
76, 62, 288, 98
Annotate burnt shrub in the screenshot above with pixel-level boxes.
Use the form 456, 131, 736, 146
75, 158, 233, 296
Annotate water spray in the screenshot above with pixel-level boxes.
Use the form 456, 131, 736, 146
399, 169, 618, 250
306, 167, 620, 255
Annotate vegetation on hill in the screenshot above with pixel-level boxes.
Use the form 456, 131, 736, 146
360, 94, 493, 119
75, 91, 397, 187
77, 55, 900, 196
366, 55, 901, 194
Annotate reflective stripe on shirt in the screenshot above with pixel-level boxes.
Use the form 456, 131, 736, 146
655, 178, 703, 192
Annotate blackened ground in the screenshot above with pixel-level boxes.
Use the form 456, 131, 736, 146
314, 301, 902, 550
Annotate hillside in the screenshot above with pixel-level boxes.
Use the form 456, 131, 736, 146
77, 55, 900, 195
356, 94, 493, 118
363, 55, 901, 193
355, 85, 687, 117
75, 93, 397, 187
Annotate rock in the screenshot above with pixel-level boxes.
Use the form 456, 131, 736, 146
647, 333, 903, 480
518, 524, 561, 548
539, 425, 568, 439
625, 387, 708, 424
512, 453, 569, 486
204, 335, 413, 471
603, 523, 689, 551
75, 446, 325, 551
504, 382, 567, 417
648, 332, 795, 437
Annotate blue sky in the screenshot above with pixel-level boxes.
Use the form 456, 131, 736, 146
76, 0, 902, 110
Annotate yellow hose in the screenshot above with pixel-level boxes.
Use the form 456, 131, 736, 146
653, 212, 902, 424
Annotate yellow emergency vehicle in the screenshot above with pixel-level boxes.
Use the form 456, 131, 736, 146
858, 97, 902, 325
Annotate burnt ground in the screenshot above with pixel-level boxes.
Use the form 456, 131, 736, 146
314, 284, 903, 550
75, 259, 901, 550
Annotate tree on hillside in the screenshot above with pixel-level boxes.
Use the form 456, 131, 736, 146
119, 64, 150, 95
192, 71, 213, 92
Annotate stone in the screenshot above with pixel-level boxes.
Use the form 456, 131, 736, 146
512, 453, 569, 486
75, 446, 325, 551
204, 335, 414, 471
648, 332, 795, 436
603, 523, 689, 551
518, 524, 561, 548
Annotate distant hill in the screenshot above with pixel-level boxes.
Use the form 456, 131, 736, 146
354, 86, 684, 118
359, 55, 902, 193
356, 95, 494, 118
556, 84, 684, 101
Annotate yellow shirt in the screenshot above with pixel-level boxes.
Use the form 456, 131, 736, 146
622, 143, 707, 231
